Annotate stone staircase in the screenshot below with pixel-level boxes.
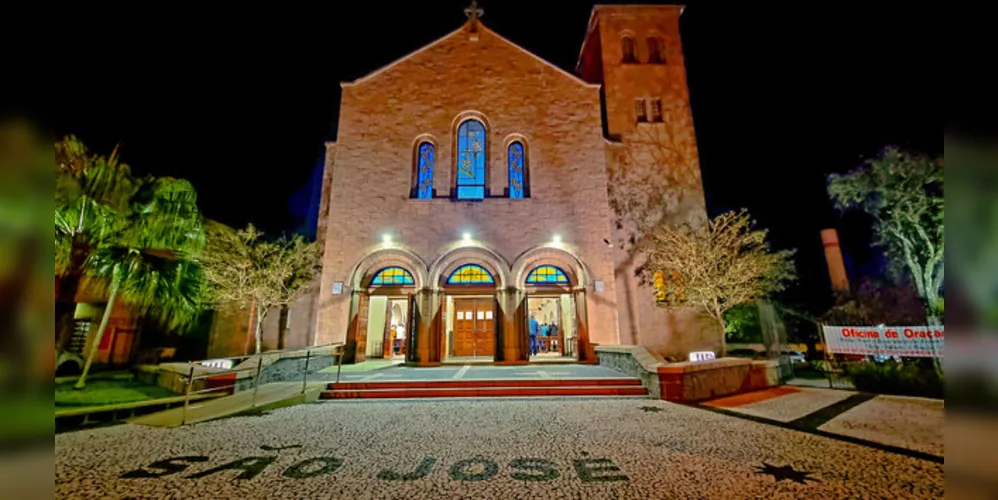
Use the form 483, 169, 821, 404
320, 378, 648, 399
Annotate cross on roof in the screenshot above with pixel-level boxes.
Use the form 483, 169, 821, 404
464, 1, 484, 23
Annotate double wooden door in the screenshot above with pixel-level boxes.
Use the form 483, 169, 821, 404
452, 298, 495, 357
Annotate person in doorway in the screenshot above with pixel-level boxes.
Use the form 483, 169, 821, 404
529, 315, 539, 356
549, 322, 560, 354
394, 321, 405, 357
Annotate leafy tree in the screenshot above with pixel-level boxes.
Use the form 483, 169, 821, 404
828, 147, 944, 324
75, 177, 207, 388
723, 303, 762, 343
821, 278, 927, 326
203, 224, 322, 354
643, 210, 797, 356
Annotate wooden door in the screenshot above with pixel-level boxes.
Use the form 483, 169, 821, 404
453, 298, 495, 357
453, 299, 476, 357
353, 294, 370, 363
475, 300, 495, 356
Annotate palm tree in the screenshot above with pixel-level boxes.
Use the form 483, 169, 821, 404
55, 136, 134, 350
74, 177, 207, 388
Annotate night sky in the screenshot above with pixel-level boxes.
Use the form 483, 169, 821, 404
48, 1, 939, 309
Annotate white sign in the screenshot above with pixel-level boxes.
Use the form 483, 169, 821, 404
823, 325, 944, 358
332, 282, 343, 295
594, 280, 605, 293
689, 351, 716, 362
199, 359, 233, 370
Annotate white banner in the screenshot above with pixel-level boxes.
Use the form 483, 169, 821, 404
822, 326, 944, 358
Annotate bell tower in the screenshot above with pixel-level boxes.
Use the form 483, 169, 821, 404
577, 5, 713, 357
578, 5, 696, 142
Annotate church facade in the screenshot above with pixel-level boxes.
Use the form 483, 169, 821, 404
313, 4, 717, 365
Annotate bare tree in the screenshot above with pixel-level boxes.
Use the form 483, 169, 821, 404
203, 224, 321, 354
642, 210, 797, 357
274, 235, 323, 349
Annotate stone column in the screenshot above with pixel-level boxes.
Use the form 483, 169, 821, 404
498, 288, 528, 364
412, 289, 443, 366
343, 291, 368, 364
574, 289, 595, 363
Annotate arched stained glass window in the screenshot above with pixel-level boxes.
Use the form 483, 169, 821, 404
415, 142, 434, 199
526, 266, 569, 284
508, 141, 526, 199
456, 119, 487, 200
446, 264, 495, 285
371, 267, 415, 286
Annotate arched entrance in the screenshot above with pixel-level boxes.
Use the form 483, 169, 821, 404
428, 245, 510, 364
524, 266, 578, 361
345, 249, 428, 364
512, 247, 594, 362
440, 264, 500, 362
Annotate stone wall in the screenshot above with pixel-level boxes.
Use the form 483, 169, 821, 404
139, 345, 340, 395
595, 345, 663, 398
658, 358, 753, 402
596, 345, 784, 402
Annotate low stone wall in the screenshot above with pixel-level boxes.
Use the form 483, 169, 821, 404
138, 345, 341, 395
658, 358, 752, 402
594, 345, 665, 398
596, 345, 784, 403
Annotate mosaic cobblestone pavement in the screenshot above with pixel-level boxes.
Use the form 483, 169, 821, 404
55, 398, 943, 499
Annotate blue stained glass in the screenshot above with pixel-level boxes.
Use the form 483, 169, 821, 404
456, 120, 486, 200
446, 264, 495, 285
526, 266, 569, 284
416, 142, 434, 199
371, 267, 415, 286
508, 142, 525, 199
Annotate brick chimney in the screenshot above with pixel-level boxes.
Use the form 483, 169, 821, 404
821, 229, 850, 293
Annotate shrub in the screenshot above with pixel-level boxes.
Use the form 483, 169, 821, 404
843, 359, 943, 398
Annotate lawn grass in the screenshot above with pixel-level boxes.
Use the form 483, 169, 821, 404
55, 378, 177, 407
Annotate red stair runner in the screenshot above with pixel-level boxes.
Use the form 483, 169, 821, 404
320, 378, 647, 399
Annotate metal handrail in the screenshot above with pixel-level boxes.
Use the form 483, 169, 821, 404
191, 342, 343, 367
180, 342, 345, 425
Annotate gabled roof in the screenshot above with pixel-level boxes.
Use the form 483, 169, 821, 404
344, 20, 598, 89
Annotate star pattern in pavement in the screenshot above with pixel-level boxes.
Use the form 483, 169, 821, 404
754, 462, 820, 484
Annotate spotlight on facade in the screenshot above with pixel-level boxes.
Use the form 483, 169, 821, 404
382, 234, 392, 244
462, 232, 472, 242
552, 234, 562, 244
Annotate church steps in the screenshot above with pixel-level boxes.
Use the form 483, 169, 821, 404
329, 378, 643, 391
319, 378, 648, 399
